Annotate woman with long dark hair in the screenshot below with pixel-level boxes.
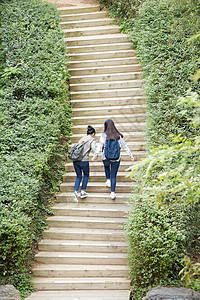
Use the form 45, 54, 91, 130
92, 119, 134, 199
73, 125, 96, 202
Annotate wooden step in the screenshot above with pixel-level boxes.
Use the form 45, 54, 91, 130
70, 132, 146, 144
69, 64, 142, 76
46, 216, 125, 230
58, 6, 100, 15
33, 276, 130, 290
70, 140, 140, 150
70, 72, 142, 84
43, 227, 126, 241
65, 151, 144, 163
60, 18, 115, 29
60, 182, 135, 193
68, 140, 145, 151
69, 50, 136, 61
26, 290, 130, 300
68, 141, 145, 151
71, 88, 144, 100
65, 34, 129, 46
69, 149, 145, 159
72, 113, 145, 124
71, 122, 145, 133
65, 161, 135, 172
69, 57, 139, 69
72, 104, 146, 116
33, 264, 129, 277
35, 252, 127, 265
102, 151, 144, 159
70, 80, 143, 92
38, 240, 127, 253
68, 42, 133, 53
61, 11, 108, 22
71, 97, 145, 108
71, 148, 144, 158
52, 203, 128, 218
64, 25, 121, 37
62, 171, 132, 183
72, 135, 139, 152
56, 192, 130, 204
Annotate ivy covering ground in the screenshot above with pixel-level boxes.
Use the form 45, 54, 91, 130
0, 0, 72, 297
99, 0, 200, 299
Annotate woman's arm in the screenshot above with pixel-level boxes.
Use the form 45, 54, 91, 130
120, 137, 134, 161
92, 133, 105, 160
91, 139, 96, 155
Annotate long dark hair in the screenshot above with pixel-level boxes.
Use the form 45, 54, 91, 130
104, 119, 123, 140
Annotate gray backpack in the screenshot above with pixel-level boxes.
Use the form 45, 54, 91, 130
68, 139, 91, 161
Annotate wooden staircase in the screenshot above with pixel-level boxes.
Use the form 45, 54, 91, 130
27, 4, 145, 300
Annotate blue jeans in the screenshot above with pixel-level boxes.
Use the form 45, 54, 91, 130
103, 159, 120, 192
73, 161, 89, 192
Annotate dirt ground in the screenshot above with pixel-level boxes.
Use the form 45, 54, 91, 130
46, 0, 99, 7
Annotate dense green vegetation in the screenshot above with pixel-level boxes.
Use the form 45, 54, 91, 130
0, 0, 199, 298
99, 0, 200, 299
127, 92, 200, 298
100, 0, 200, 146
0, 0, 71, 297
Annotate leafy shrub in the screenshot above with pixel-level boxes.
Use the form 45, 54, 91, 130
99, 0, 144, 20
0, 0, 72, 297
99, 0, 200, 298
179, 256, 200, 293
127, 92, 200, 299
129, 0, 200, 146
100, 0, 200, 146
127, 94, 200, 299
127, 200, 189, 298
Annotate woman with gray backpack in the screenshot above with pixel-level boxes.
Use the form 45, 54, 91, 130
68, 125, 96, 202
92, 119, 134, 200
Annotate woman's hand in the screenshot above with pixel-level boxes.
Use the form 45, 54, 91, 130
130, 156, 134, 162
92, 156, 97, 161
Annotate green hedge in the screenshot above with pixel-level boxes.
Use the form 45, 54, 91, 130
100, 0, 200, 146
127, 92, 200, 298
0, 0, 72, 297
99, 0, 200, 298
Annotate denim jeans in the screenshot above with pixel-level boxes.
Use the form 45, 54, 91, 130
103, 159, 120, 192
73, 161, 89, 192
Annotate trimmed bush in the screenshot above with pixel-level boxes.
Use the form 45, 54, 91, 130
0, 0, 72, 297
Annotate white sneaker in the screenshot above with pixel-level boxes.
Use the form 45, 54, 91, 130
110, 192, 116, 200
74, 191, 79, 202
80, 190, 88, 199
105, 179, 111, 188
